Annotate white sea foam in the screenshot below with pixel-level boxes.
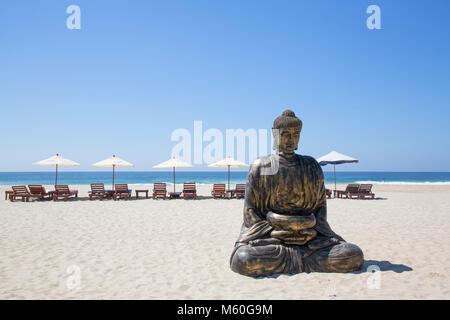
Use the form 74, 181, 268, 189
355, 181, 450, 185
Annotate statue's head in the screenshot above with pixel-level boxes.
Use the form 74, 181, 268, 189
272, 109, 303, 154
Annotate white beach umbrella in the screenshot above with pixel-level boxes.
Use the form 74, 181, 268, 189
33, 154, 80, 185
92, 155, 134, 190
153, 158, 193, 193
208, 158, 248, 190
317, 151, 359, 197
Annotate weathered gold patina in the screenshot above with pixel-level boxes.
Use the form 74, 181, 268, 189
230, 110, 364, 277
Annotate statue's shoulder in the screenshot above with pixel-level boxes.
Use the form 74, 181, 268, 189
298, 154, 320, 165
297, 154, 323, 171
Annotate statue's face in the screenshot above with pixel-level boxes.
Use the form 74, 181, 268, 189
277, 126, 301, 154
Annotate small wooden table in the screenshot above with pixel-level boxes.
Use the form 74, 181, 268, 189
226, 189, 235, 199
5, 190, 13, 200
169, 192, 181, 199
334, 190, 343, 198
104, 190, 115, 199
47, 191, 56, 199
135, 190, 149, 199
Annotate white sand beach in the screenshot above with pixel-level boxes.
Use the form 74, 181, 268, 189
1, 184, 449, 300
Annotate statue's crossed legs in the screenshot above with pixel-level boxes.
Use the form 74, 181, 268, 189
230, 239, 364, 277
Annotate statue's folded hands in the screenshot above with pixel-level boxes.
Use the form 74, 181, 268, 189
249, 238, 282, 246
271, 229, 317, 245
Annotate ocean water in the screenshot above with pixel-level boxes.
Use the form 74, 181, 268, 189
0, 171, 449, 186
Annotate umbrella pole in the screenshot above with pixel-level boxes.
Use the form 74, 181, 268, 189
173, 167, 176, 193
55, 164, 58, 185
228, 165, 230, 190
334, 164, 337, 198
112, 165, 115, 190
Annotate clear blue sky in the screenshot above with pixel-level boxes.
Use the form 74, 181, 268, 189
1, 0, 449, 172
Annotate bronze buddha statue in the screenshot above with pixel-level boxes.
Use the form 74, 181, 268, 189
230, 110, 364, 277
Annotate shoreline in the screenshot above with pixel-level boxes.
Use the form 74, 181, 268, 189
2, 182, 450, 188
3, 183, 450, 195
1, 172, 450, 187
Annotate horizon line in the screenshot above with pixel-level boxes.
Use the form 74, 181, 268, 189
0, 170, 449, 173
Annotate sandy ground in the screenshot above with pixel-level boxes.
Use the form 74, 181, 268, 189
0, 183, 449, 300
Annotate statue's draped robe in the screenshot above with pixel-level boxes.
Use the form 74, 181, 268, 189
230, 154, 363, 276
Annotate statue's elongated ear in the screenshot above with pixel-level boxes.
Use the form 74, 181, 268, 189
295, 133, 300, 150
272, 128, 280, 150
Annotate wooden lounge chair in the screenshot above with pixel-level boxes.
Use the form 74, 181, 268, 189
113, 184, 131, 200
28, 185, 52, 200
89, 183, 108, 201
53, 185, 78, 201
235, 184, 246, 199
357, 184, 375, 199
325, 189, 332, 198
183, 182, 197, 200
153, 183, 167, 200
10, 186, 31, 202
345, 185, 363, 199
211, 184, 226, 199
336, 184, 360, 199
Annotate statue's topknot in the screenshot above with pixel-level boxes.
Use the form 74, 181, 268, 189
282, 110, 296, 117
273, 109, 303, 130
